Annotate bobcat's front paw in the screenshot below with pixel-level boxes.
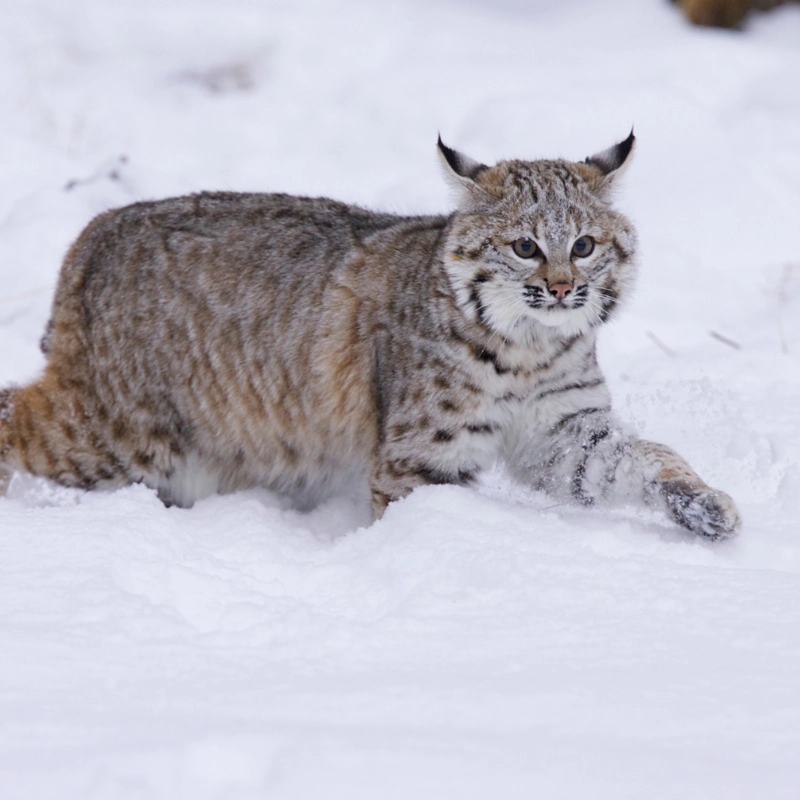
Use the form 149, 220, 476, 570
660, 480, 741, 539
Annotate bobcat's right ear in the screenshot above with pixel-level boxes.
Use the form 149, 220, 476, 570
437, 135, 490, 208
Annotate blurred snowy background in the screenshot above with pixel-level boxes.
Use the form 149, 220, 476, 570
1, 0, 799, 797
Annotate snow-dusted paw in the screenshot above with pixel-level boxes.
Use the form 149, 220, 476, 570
660, 481, 741, 539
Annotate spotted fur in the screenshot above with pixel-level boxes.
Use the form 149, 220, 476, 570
0, 134, 740, 538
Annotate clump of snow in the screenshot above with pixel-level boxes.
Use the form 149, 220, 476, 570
1, 0, 800, 797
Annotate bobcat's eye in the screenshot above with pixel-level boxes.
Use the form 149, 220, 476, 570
512, 238, 538, 259
572, 236, 595, 258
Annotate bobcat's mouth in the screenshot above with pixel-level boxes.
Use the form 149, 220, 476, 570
517, 282, 598, 334
523, 283, 589, 311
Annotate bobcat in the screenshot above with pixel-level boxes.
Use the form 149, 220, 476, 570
0, 133, 740, 538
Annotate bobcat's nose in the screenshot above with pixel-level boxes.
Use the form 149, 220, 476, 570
548, 282, 573, 300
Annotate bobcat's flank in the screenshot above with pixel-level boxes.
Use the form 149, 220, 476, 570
0, 134, 740, 538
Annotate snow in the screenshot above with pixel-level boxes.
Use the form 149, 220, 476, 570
1, 0, 799, 796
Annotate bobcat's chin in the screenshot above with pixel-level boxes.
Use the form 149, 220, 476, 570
526, 305, 595, 337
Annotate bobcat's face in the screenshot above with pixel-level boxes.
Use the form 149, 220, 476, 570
439, 136, 638, 341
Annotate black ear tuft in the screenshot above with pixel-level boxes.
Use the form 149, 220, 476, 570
437, 135, 488, 181
584, 129, 635, 176
437, 134, 461, 174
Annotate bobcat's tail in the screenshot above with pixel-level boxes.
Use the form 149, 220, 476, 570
0, 377, 135, 494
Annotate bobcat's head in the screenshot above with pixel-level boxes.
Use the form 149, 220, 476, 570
439, 133, 639, 341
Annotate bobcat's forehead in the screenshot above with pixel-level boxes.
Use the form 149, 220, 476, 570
480, 160, 606, 234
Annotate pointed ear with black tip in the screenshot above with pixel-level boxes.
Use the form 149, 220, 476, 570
437, 135, 490, 208
582, 130, 635, 198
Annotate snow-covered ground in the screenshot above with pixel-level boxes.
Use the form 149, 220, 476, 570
1, 0, 799, 796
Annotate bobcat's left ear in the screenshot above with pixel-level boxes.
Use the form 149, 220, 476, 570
437, 135, 491, 208
582, 130, 635, 198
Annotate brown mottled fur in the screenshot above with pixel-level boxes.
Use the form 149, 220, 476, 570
0, 135, 740, 538
674, 0, 792, 28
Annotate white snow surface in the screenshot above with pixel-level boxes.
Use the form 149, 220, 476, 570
1, 0, 800, 797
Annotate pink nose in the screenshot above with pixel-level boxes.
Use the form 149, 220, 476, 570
548, 282, 573, 300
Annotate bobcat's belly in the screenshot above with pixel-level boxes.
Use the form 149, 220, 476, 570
141, 329, 377, 508
150, 447, 368, 510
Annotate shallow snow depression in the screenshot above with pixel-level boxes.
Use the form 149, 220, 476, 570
1, 0, 800, 797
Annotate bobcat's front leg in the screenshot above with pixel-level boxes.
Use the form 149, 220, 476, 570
508, 407, 741, 539
628, 439, 740, 538
368, 449, 478, 521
